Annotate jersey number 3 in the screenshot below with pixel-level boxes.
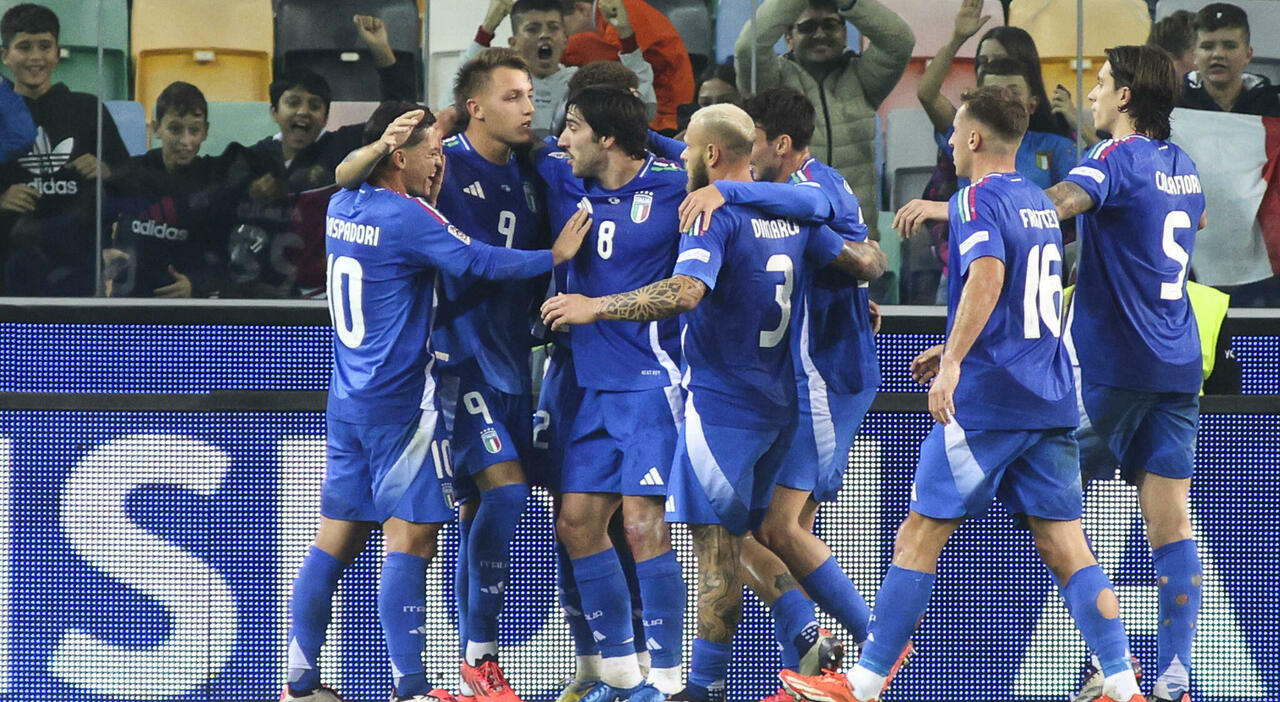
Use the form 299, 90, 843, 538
760, 254, 795, 348
327, 254, 365, 349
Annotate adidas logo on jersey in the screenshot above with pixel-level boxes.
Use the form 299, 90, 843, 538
592, 631, 607, 642
639, 467, 664, 486
481, 582, 505, 595
18, 127, 74, 175
463, 181, 486, 199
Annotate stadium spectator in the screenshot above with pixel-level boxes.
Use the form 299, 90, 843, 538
250, 14, 418, 192
696, 60, 740, 108
101, 81, 284, 298
973, 25, 1072, 137
0, 2, 128, 296
734, 0, 914, 239
0, 76, 34, 162
562, 0, 694, 134
1148, 9, 1198, 79
466, 0, 657, 137
1178, 2, 1280, 116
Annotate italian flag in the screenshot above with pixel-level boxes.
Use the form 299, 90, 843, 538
1168, 108, 1280, 287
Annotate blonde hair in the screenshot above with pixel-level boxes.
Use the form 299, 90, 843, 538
690, 103, 755, 158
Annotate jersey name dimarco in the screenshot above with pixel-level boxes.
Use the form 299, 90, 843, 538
1155, 171, 1203, 196
1017, 208, 1061, 230
751, 218, 801, 240
326, 217, 383, 247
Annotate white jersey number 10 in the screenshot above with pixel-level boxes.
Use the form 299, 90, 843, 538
327, 254, 366, 349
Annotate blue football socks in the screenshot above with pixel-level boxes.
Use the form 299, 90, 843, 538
287, 546, 344, 694
858, 566, 934, 677
465, 482, 529, 652
635, 549, 686, 669
1153, 539, 1202, 698
572, 548, 636, 659
455, 516, 472, 658
801, 556, 871, 645
685, 638, 731, 702
771, 589, 819, 667
557, 542, 600, 657
380, 552, 430, 697
1060, 565, 1131, 677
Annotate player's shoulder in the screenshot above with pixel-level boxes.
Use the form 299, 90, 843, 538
442, 133, 470, 155
642, 153, 687, 181
1085, 134, 1149, 162
953, 174, 1004, 221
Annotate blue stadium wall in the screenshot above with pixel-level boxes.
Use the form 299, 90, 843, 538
1, 301, 1277, 702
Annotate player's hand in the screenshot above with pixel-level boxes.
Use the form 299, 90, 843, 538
154, 265, 193, 298
550, 207, 593, 265
928, 357, 960, 425
380, 109, 425, 155
893, 199, 948, 238
0, 184, 38, 213
677, 184, 725, 233
599, 0, 634, 39
101, 247, 131, 290
541, 292, 598, 331
953, 0, 991, 41
910, 343, 944, 385
482, 0, 515, 33
869, 299, 882, 334
1051, 85, 1083, 132
69, 153, 110, 180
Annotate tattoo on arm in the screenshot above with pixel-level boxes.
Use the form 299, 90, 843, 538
828, 241, 888, 282
691, 524, 743, 643
1045, 181, 1094, 220
596, 274, 707, 322
773, 572, 800, 595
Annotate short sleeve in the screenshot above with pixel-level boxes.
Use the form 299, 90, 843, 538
1064, 139, 1123, 211
804, 224, 846, 268
948, 186, 1006, 278
672, 213, 728, 290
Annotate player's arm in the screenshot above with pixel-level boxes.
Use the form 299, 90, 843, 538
334, 109, 429, 189
1044, 180, 1095, 221
807, 224, 887, 282
893, 198, 950, 238
427, 208, 592, 281
678, 181, 837, 233
540, 274, 708, 330
931, 256, 1003, 424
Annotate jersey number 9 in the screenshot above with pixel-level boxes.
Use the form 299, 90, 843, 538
327, 254, 366, 349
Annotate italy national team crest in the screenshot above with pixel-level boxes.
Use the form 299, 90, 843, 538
480, 427, 503, 454
631, 191, 653, 223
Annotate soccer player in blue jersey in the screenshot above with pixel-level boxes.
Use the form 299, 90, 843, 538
676, 87, 889, 690
532, 85, 689, 702
284, 101, 590, 702
542, 102, 884, 702
779, 86, 1144, 702
1043, 46, 1206, 702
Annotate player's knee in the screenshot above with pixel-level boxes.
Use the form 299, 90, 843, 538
556, 507, 602, 551
753, 518, 789, 554
383, 521, 440, 559
621, 515, 665, 554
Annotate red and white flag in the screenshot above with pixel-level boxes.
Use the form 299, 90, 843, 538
1169, 108, 1280, 286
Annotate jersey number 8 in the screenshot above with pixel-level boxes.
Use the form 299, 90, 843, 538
327, 254, 365, 349
597, 221, 615, 259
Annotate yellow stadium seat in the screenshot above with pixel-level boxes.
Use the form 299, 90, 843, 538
1039, 56, 1106, 98
135, 50, 271, 122
1010, 0, 1151, 59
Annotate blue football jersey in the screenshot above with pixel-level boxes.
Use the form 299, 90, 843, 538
937, 127, 1077, 190
325, 185, 553, 425
673, 202, 846, 429
536, 149, 687, 391
944, 172, 1076, 430
431, 133, 546, 395
1065, 135, 1205, 393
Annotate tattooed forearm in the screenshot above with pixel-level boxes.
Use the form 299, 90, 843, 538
829, 241, 888, 282
692, 524, 743, 644
595, 274, 707, 322
1045, 181, 1095, 220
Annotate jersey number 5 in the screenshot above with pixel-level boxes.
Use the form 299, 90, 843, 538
1161, 210, 1192, 301
1022, 243, 1063, 339
327, 254, 365, 349
759, 254, 795, 348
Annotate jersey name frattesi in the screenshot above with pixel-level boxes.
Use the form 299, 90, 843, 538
326, 216, 382, 247
1018, 208, 1060, 229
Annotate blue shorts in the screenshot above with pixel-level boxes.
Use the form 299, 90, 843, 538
665, 391, 797, 535
322, 409, 456, 524
1076, 375, 1199, 485
526, 347, 583, 492
776, 377, 876, 503
910, 422, 1082, 522
562, 384, 684, 496
441, 361, 533, 478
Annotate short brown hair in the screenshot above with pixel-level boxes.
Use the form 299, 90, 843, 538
154, 81, 208, 123
1105, 44, 1179, 141
568, 60, 639, 95
1195, 2, 1249, 43
453, 48, 531, 110
363, 100, 435, 178
1148, 10, 1197, 58
959, 85, 1028, 144
743, 87, 815, 150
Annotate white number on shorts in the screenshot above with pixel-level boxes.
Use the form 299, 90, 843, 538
463, 391, 494, 425
531, 409, 551, 450
759, 254, 794, 349
1161, 210, 1193, 301
430, 439, 453, 479
1021, 243, 1063, 339
597, 221, 615, 260
327, 254, 366, 348
498, 210, 517, 248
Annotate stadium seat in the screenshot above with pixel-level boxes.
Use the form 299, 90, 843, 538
0, 0, 129, 100
1039, 56, 1104, 99
1009, 0, 1150, 59
885, 108, 938, 212
201, 101, 280, 157
644, 0, 712, 76
275, 0, 423, 102
1157, 0, 1280, 83
131, 0, 274, 120
105, 100, 147, 156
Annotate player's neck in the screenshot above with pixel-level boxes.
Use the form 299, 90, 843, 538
967, 152, 1017, 181
1108, 118, 1139, 140
465, 127, 513, 166
713, 162, 754, 183
598, 152, 647, 190
778, 148, 811, 182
